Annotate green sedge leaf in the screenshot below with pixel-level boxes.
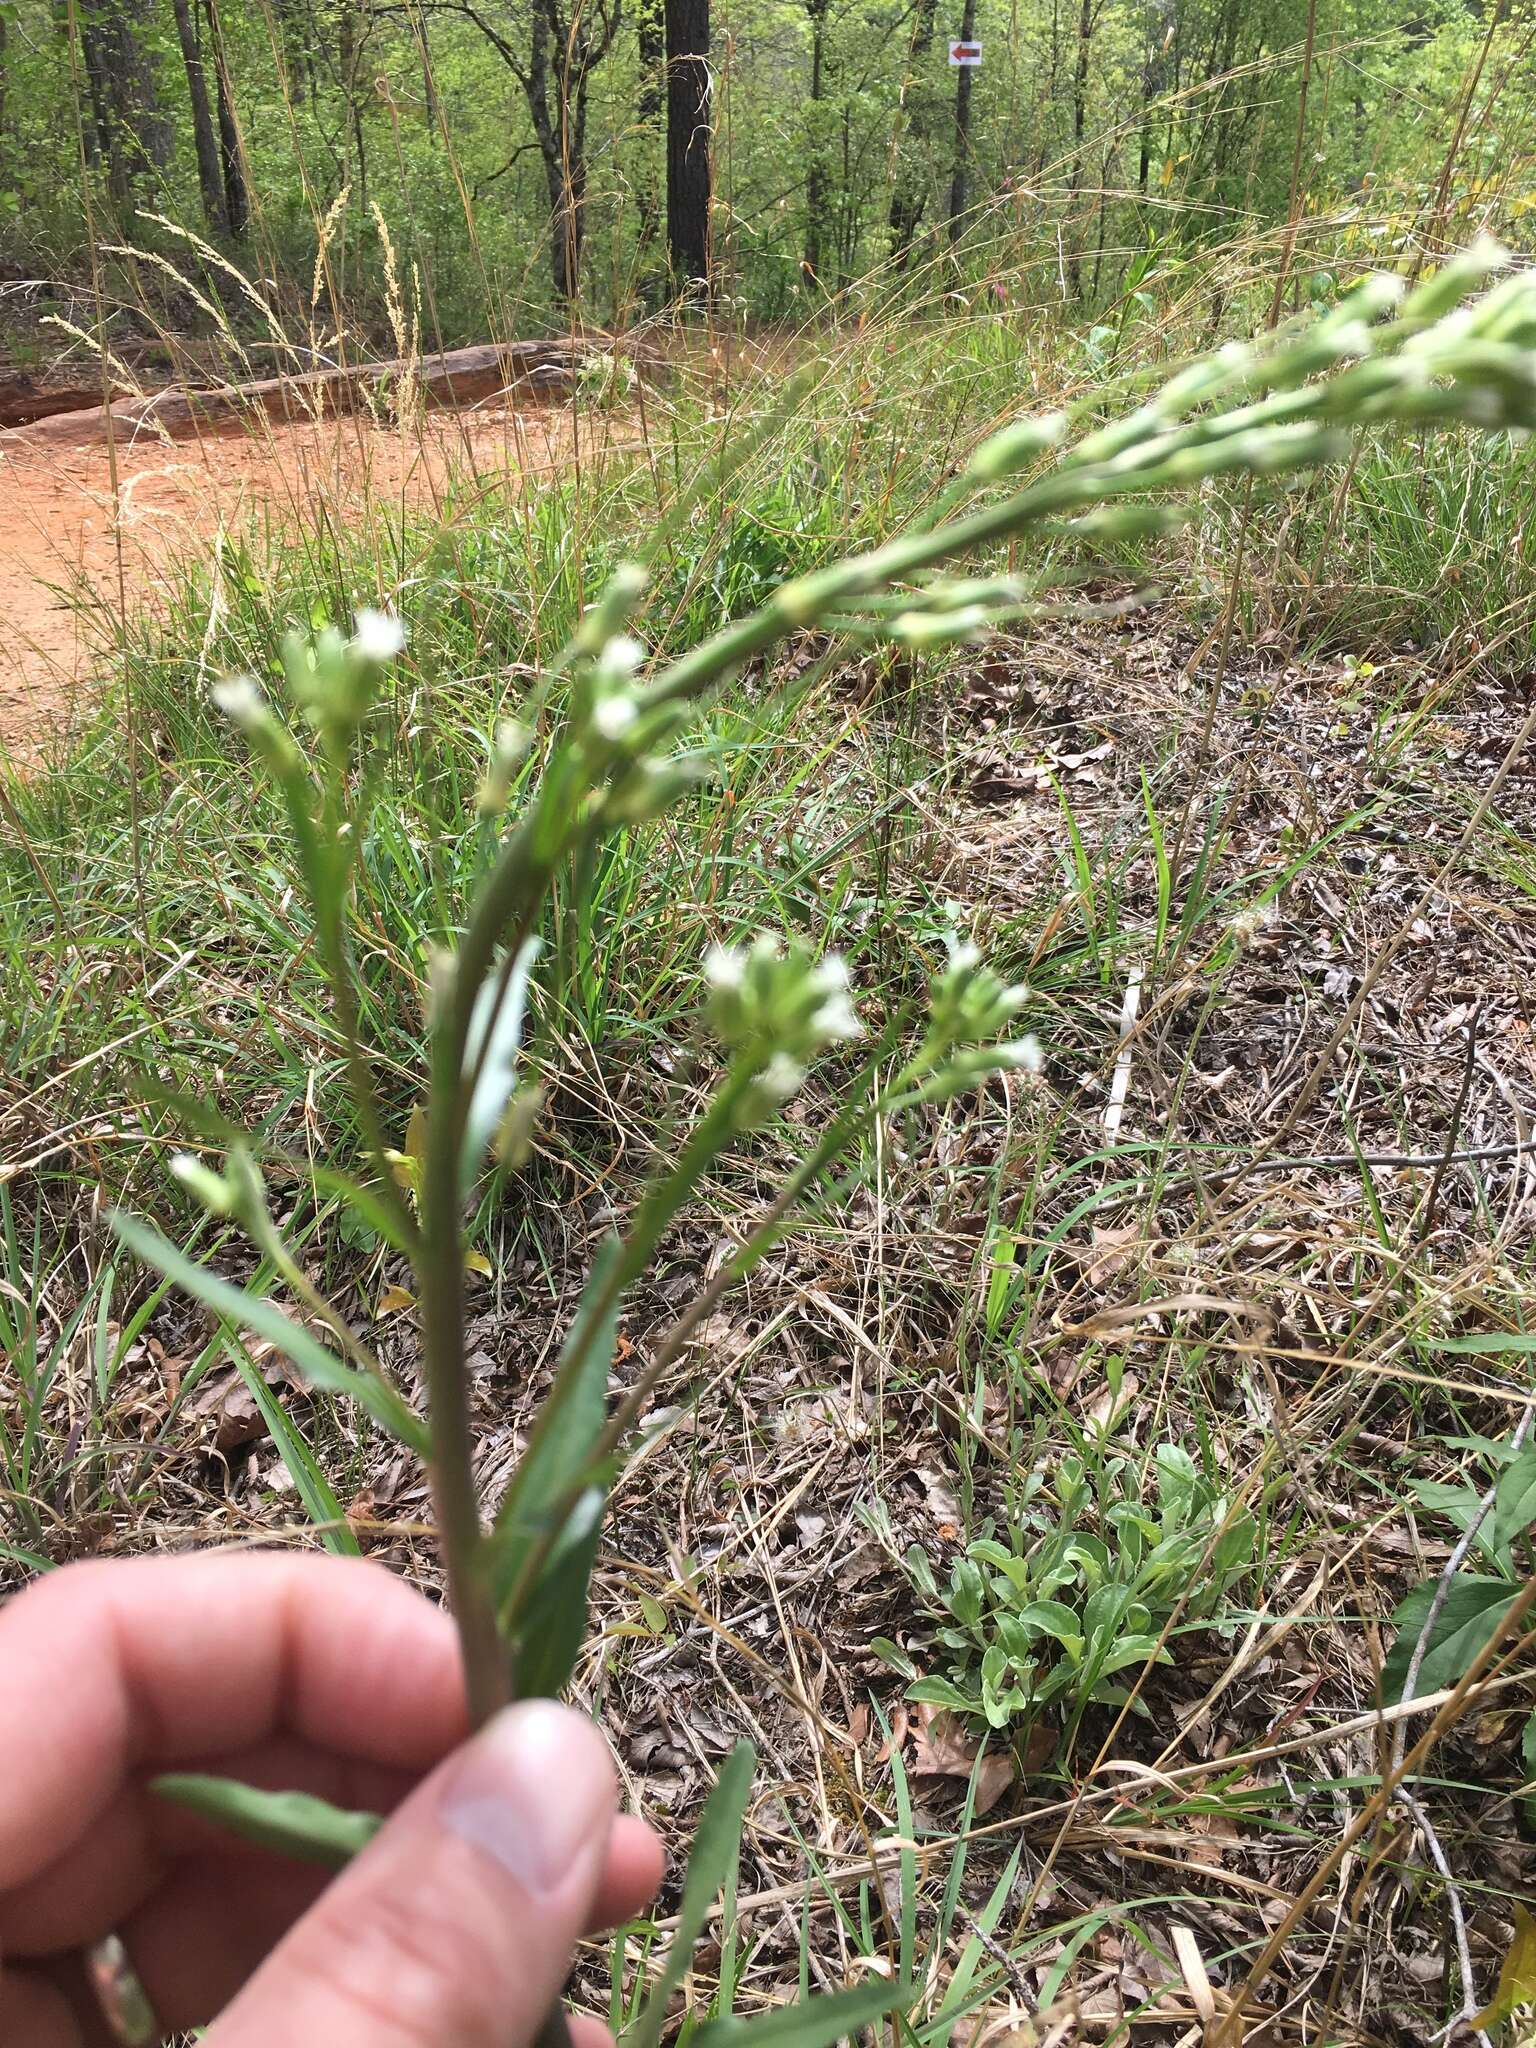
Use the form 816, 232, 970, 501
689, 1977, 912, 2048
153, 1776, 382, 1869
111, 1212, 429, 1456
625, 1742, 756, 2048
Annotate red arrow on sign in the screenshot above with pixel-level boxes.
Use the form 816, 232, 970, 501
948, 39, 982, 62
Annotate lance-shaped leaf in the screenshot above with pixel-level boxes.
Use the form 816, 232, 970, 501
490, 1237, 623, 1623
624, 1742, 757, 2048
512, 1483, 608, 1700
154, 1776, 382, 1869
112, 1213, 429, 1456
461, 936, 541, 1191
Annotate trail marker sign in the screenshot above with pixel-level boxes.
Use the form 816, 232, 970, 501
948, 37, 982, 63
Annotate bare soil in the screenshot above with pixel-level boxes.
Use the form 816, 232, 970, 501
0, 398, 625, 766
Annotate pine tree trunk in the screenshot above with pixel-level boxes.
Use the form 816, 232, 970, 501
172, 0, 228, 233
665, 0, 711, 293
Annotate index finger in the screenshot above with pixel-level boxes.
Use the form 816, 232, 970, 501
0, 1553, 468, 1891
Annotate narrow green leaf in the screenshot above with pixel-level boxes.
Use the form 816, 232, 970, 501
625, 1742, 757, 2048
491, 1238, 622, 1616
690, 1978, 910, 2048
153, 1775, 382, 1869
111, 1212, 429, 1456
1380, 1574, 1515, 1703
226, 1335, 360, 1558
513, 1485, 606, 1698
868, 1637, 917, 1681
461, 936, 541, 1190
1436, 1331, 1536, 1356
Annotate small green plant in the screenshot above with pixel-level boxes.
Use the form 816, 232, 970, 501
876, 1442, 1254, 1755
105, 243, 1536, 2034
1381, 1407, 1536, 1798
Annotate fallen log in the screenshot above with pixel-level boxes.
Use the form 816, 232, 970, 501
0, 338, 641, 450
0, 375, 107, 429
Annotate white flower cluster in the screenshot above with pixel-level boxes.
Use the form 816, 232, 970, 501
917, 936, 1042, 1085
703, 934, 862, 1117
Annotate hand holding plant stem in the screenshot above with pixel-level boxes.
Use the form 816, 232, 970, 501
119, 244, 1536, 2038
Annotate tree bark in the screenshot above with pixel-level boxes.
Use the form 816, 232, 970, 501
1065, 0, 1094, 292
203, 0, 249, 235
888, 0, 938, 267
665, 0, 711, 292
78, 0, 170, 207
171, 0, 228, 233
946, 0, 978, 243
802, 0, 829, 285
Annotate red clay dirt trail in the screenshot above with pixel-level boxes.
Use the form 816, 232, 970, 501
0, 399, 628, 769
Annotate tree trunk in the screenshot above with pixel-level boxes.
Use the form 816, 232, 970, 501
171, 0, 228, 232
78, 0, 170, 207
946, 0, 978, 243
665, 0, 711, 293
1065, 0, 1093, 292
802, 0, 829, 285
203, 0, 249, 236
888, 0, 938, 267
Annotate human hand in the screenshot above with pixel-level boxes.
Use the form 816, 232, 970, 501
0, 1552, 664, 2046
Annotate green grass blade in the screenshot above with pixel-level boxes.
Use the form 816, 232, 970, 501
111, 1211, 429, 1456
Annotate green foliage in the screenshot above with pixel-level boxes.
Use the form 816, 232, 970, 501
152, 1777, 383, 1868
1381, 1419, 1536, 1823
878, 1441, 1253, 1749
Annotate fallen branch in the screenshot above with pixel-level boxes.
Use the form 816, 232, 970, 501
0, 338, 649, 449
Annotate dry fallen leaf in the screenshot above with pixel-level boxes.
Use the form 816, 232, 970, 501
187, 1370, 267, 1455
909, 1705, 1016, 1816
1084, 1224, 1140, 1289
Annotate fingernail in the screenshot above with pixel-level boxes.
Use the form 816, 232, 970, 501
439, 1701, 614, 1894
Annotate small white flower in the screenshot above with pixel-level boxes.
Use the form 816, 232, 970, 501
171, 1153, 235, 1215
592, 690, 639, 741
704, 943, 746, 991
759, 1052, 806, 1102
212, 675, 266, 727
597, 633, 646, 678
811, 990, 863, 1041
494, 718, 531, 763
998, 1036, 1044, 1072
352, 608, 406, 663
808, 952, 851, 994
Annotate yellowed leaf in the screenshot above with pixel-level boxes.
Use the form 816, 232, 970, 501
1472, 1904, 1536, 2029
404, 1102, 428, 1165
376, 1283, 416, 1317
463, 1250, 492, 1278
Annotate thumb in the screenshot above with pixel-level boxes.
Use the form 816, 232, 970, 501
206, 1701, 618, 2048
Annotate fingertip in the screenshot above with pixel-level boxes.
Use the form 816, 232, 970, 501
591, 1814, 665, 1930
